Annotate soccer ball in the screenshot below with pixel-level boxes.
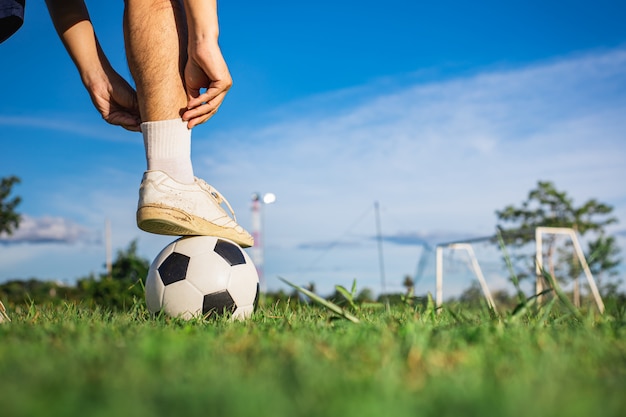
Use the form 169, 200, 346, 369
145, 236, 259, 320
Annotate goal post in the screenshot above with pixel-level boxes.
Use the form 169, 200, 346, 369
535, 227, 605, 313
436, 242, 497, 311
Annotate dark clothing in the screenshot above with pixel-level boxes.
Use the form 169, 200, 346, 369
0, 0, 25, 43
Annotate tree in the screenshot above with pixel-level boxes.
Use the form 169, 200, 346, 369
402, 275, 415, 296
356, 287, 375, 303
77, 240, 150, 310
496, 180, 621, 298
0, 176, 21, 235
586, 233, 622, 293
457, 280, 483, 309
109, 239, 150, 283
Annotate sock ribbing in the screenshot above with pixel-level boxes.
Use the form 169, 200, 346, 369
141, 118, 194, 184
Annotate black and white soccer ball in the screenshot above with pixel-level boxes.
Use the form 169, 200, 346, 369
145, 236, 259, 320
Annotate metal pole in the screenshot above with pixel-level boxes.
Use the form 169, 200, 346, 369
251, 194, 264, 291
374, 201, 387, 297
535, 227, 544, 303
436, 246, 443, 310
567, 229, 605, 313
105, 218, 112, 279
451, 243, 497, 311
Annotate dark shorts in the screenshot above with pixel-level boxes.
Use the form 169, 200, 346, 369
0, 0, 25, 43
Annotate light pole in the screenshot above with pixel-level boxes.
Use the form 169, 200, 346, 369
251, 192, 276, 293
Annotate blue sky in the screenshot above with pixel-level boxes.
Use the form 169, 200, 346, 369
1, 0, 625, 298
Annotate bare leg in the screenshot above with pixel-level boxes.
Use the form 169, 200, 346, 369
126, 0, 254, 247
124, 0, 194, 184
123, 0, 187, 122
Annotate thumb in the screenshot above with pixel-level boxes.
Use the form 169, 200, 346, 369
184, 62, 204, 108
186, 83, 201, 107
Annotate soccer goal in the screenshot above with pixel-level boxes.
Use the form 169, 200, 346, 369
535, 227, 604, 313
435, 241, 498, 311
434, 227, 605, 313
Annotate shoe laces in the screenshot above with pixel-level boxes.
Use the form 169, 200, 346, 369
195, 178, 238, 222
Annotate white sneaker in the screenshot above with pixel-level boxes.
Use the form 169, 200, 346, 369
136, 171, 254, 248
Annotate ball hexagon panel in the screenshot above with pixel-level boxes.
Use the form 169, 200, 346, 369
145, 273, 164, 314
162, 280, 204, 320
173, 235, 218, 258
227, 264, 259, 306
185, 252, 232, 295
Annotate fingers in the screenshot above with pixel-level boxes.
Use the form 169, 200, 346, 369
186, 87, 220, 110
183, 53, 232, 128
87, 73, 142, 132
186, 76, 231, 108
122, 124, 142, 132
182, 88, 228, 128
181, 103, 219, 128
184, 113, 213, 129
105, 111, 142, 132
121, 120, 142, 132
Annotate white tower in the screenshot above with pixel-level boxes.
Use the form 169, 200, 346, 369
251, 192, 276, 293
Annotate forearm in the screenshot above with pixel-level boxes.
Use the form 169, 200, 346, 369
45, 0, 109, 88
182, 0, 220, 45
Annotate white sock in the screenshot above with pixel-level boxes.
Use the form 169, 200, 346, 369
141, 118, 194, 184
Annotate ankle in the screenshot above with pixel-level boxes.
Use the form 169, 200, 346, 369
142, 119, 194, 184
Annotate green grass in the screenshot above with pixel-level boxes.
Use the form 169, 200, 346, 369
0, 301, 624, 417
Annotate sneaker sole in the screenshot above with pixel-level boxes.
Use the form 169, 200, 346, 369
137, 205, 253, 248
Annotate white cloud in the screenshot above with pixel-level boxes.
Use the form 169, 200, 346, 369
0, 215, 97, 244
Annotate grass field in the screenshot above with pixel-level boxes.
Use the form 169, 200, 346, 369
1, 298, 625, 417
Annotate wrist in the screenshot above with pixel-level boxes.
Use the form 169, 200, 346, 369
188, 27, 219, 51
80, 57, 111, 95
81, 69, 107, 97
188, 30, 219, 47
187, 36, 221, 62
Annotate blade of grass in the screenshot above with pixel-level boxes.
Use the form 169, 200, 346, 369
537, 296, 558, 325
279, 277, 360, 323
335, 284, 358, 310
510, 289, 551, 319
496, 228, 527, 307
540, 269, 584, 321
425, 292, 437, 320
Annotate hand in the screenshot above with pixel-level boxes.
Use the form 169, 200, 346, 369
85, 69, 141, 132
182, 40, 232, 129
45, 0, 141, 131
